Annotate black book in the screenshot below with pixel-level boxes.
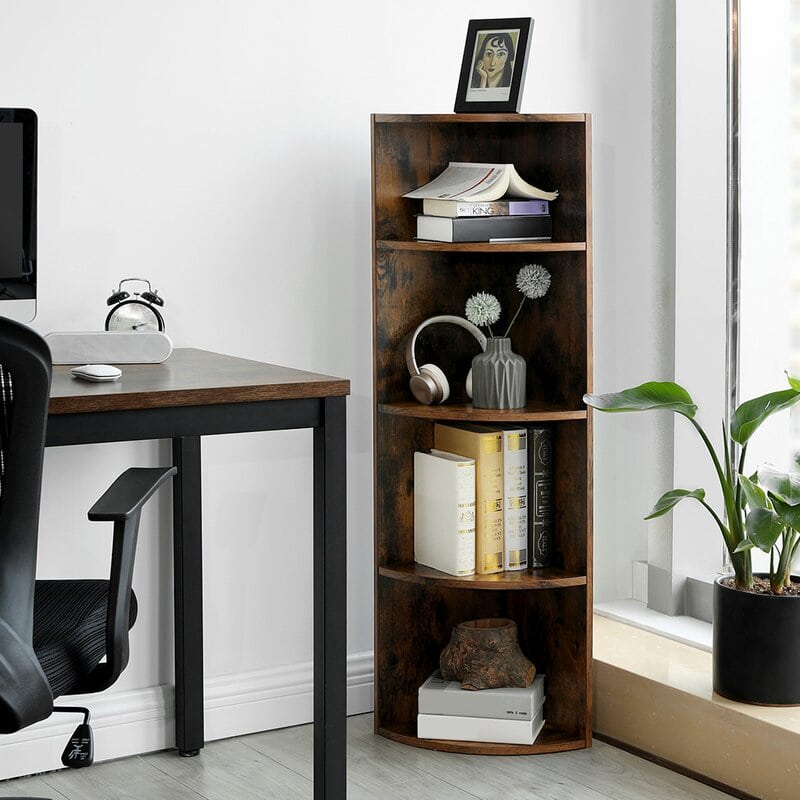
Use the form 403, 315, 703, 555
528, 427, 553, 567
416, 213, 552, 243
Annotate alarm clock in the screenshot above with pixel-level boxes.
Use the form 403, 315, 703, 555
105, 278, 166, 332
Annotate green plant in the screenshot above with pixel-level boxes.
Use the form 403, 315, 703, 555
583, 378, 800, 593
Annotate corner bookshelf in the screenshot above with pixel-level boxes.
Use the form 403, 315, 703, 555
371, 113, 593, 755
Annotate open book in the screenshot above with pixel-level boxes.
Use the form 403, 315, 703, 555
403, 162, 559, 202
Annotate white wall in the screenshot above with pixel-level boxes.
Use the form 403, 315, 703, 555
665, 0, 729, 610
589, 0, 678, 603
0, 0, 668, 775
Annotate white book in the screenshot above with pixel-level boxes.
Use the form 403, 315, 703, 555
403, 162, 559, 202
419, 671, 544, 720
418, 706, 545, 745
501, 428, 528, 570
421, 198, 551, 218
413, 450, 476, 576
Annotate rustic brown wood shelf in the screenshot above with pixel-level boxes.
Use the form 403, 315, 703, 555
377, 240, 587, 254
378, 401, 587, 423
372, 113, 593, 756
379, 564, 587, 590
376, 722, 588, 755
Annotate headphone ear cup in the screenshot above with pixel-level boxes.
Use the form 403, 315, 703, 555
409, 363, 451, 405
420, 363, 450, 404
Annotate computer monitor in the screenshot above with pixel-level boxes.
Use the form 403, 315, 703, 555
0, 108, 36, 322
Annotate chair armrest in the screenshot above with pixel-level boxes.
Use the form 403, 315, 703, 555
77, 466, 176, 694
88, 467, 177, 521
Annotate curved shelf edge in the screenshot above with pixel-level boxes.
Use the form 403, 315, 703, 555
378, 564, 587, 590
376, 725, 588, 755
378, 401, 588, 423
377, 240, 587, 253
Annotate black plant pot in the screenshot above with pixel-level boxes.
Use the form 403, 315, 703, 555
713, 575, 800, 705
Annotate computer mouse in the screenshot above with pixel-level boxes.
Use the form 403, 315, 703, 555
70, 364, 122, 382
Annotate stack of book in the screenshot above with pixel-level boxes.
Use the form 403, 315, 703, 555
413, 423, 553, 577
403, 162, 558, 243
417, 670, 546, 745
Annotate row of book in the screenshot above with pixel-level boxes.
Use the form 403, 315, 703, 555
414, 422, 553, 577
416, 199, 552, 243
417, 669, 546, 745
403, 162, 558, 243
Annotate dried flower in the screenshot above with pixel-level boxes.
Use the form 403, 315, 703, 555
465, 265, 553, 341
502, 263, 552, 338
465, 292, 501, 333
516, 264, 551, 300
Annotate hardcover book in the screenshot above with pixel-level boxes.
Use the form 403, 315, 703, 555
421, 198, 550, 218
501, 427, 528, 570
418, 706, 545, 745
416, 213, 552, 243
413, 450, 476, 576
529, 427, 554, 567
434, 423, 504, 574
418, 670, 544, 720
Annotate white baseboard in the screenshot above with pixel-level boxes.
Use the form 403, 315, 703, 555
0, 651, 374, 781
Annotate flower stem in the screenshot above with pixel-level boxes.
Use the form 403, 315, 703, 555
503, 297, 527, 338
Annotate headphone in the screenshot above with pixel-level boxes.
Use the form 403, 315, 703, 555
405, 315, 487, 405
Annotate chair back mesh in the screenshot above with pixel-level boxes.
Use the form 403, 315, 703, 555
0, 321, 50, 641
0, 319, 53, 732
0, 365, 13, 505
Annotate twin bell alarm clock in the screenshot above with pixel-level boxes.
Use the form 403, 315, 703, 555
105, 277, 166, 332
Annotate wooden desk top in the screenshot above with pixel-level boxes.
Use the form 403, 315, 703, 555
49, 348, 350, 415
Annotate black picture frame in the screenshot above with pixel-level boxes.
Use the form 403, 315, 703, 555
454, 18, 533, 114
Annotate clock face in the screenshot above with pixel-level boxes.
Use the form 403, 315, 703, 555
105, 300, 164, 332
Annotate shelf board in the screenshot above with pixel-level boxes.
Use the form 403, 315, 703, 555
376, 722, 589, 755
378, 564, 587, 590
377, 240, 587, 254
373, 113, 590, 124
378, 401, 587, 423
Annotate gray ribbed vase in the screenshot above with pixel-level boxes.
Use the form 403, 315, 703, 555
471, 337, 526, 409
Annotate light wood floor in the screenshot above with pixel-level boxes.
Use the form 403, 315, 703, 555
0, 713, 734, 799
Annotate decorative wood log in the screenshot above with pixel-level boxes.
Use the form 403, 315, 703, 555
440, 618, 536, 690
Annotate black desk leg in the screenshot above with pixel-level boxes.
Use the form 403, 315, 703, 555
172, 436, 205, 757
313, 396, 347, 800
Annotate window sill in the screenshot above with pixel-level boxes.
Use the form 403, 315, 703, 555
594, 598, 712, 651
593, 614, 800, 799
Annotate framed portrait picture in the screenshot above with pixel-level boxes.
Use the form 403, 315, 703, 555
454, 18, 533, 114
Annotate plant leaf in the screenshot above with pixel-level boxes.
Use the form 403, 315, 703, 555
730, 389, 800, 445
644, 488, 706, 520
756, 464, 800, 504
787, 373, 800, 392
738, 473, 769, 510
745, 507, 785, 552
769, 493, 800, 530
734, 539, 755, 553
583, 382, 697, 418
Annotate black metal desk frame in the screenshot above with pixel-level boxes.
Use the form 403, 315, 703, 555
46, 390, 347, 800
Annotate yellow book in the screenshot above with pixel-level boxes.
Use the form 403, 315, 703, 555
433, 423, 504, 574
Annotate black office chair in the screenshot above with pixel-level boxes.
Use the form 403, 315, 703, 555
0, 316, 175, 792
